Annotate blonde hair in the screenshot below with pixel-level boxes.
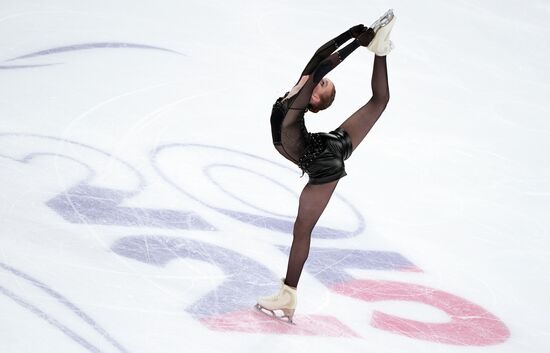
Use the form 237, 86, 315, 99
320, 86, 336, 110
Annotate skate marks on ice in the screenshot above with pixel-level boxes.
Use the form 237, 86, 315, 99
330, 279, 510, 346
251, 303, 358, 338
150, 143, 365, 239
0, 133, 213, 230
0, 134, 359, 235
0, 262, 131, 353
0, 42, 184, 70
294, 247, 509, 345
112, 235, 359, 338
0, 133, 511, 343
112, 235, 509, 344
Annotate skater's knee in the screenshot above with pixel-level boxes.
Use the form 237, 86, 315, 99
293, 223, 313, 239
294, 218, 315, 235
293, 229, 312, 240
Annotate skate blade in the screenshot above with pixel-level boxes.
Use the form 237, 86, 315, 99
254, 304, 295, 325
371, 9, 395, 32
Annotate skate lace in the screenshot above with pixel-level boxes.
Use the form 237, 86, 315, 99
266, 290, 286, 301
265, 293, 280, 301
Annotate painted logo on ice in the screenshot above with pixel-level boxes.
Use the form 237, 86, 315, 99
0, 133, 510, 345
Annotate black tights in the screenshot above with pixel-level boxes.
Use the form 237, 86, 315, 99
284, 55, 389, 288
284, 179, 339, 288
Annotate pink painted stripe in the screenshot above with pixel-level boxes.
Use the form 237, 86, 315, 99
330, 279, 510, 346
200, 309, 360, 337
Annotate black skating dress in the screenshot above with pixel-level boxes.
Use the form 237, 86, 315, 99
270, 29, 360, 184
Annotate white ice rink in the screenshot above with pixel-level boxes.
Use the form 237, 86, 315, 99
1, 0, 549, 352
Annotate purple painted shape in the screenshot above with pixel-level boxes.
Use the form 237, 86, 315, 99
47, 184, 215, 230
111, 235, 278, 319
0, 133, 213, 231
204, 163, 299, 218
151, 143, 366, 239
0, 63, 60, 69
5, 42, 184, 62
0, 262, 130, 353
0, 285, 101, 352
213, 207, 354, 239
279, 247, 419, 286
0, 133, 146, 189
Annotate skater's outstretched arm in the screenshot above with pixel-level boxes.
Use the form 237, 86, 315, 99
300, 25, 365, 77
288, 25, 367, 91
286, 32, 373, 113
310, 36, 366, 84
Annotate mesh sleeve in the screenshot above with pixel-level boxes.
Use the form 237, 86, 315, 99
312, 39, 360, 83
301, 29, 353, 76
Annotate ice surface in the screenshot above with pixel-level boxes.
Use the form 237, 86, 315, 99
1, 0, 549, 352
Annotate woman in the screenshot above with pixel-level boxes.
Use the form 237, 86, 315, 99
256, 9, 396, 323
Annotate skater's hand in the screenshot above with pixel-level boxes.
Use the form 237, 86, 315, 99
349, 24, 365, 38
357, 28, 375, 47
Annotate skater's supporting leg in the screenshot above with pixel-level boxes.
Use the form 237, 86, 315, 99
284, 179, 339, 288
338, 55, 389, 152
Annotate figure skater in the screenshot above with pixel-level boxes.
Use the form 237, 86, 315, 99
255, 9, 396, 323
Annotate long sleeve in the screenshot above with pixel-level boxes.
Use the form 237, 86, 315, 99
300, 29, 354, 76
312, 39, 360, 83
286, 38, 361, 114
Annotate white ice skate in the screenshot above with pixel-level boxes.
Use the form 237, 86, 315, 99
370, 9, 395, 33
368, 10, 396, 56
255, 278, 297, 324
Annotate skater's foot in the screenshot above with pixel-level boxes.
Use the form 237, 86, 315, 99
255, 278, 297, 324
368, 10, 396, 56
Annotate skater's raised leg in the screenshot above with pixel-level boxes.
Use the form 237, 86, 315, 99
338, 12, 394, 152
338, 54, 389, 152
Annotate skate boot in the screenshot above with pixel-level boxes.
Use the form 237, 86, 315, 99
255, 278, 297, 324
368, 10, 396, 56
